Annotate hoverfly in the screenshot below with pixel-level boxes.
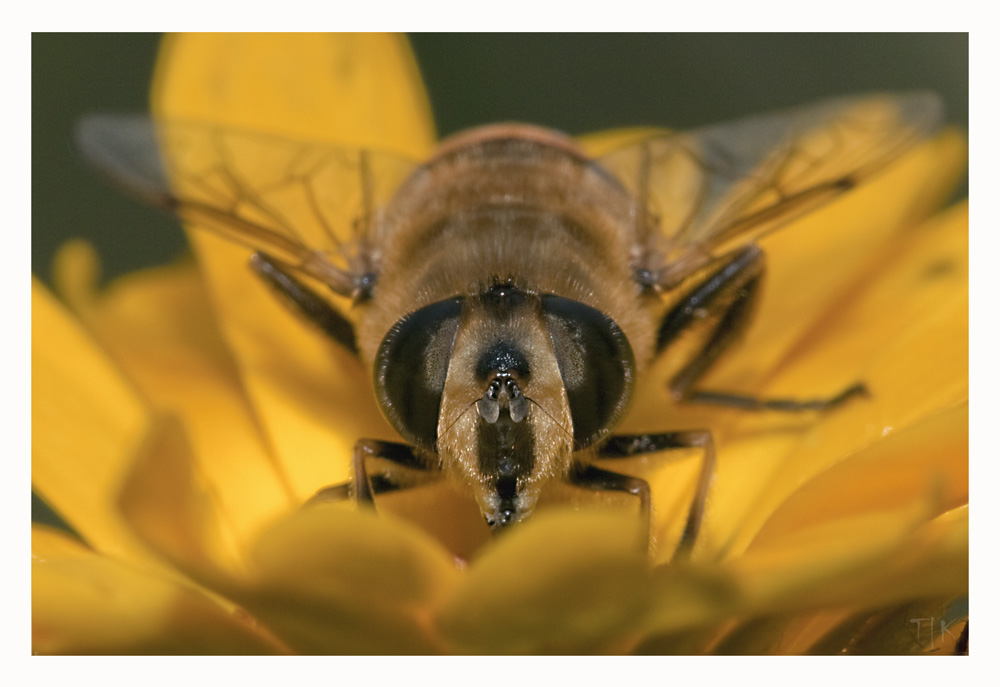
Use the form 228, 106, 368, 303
77, 92, 941, 556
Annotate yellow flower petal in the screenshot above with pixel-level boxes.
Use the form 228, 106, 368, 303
766, 199, 968, 424
54, 242, 296, 563
750, 403, 967, 549
152, 32, 435, 153
232, 504, 459, 654
31, 278, 154, 565
438, 510, 659, 654
117, 414, 245, 584
734, 503, 967, 616
32, 525, 285, 655
632, 503, 966, 653
711, 202, 968, 556
801, 596, 967, 654
151, 33, 436, 504
640, 593, 967, 654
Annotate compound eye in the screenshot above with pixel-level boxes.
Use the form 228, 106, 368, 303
374, 298, 463, 447
542, 296, 635, 449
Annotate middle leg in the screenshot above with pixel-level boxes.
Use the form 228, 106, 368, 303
657, 245, 866, 411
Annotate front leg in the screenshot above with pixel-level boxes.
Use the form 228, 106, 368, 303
567, 463, 651, 550
571, 430, 716, 560
307, 439, 441, 509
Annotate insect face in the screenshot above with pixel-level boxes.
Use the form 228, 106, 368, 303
432, 286, 577, 529
375, 280, 636, 529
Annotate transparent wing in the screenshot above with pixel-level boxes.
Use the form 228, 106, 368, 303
598, 92, 944, 287
76, 115, 419, 296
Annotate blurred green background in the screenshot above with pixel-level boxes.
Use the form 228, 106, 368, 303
33, 33, 967, 285
32, 33, 967, 529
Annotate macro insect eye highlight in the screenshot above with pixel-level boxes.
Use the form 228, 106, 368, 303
542, 295, 635, 449
374, 297, 463, 448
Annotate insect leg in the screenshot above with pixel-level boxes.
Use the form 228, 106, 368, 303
250, 252, 359, 355
567, 462, 651, 551
657, 245, 865, 411
351, 439, 435, 505
595, 430, 715, 561
307, 439, 440, 509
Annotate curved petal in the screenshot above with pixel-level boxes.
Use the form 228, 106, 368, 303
712, 202, 968, 556
32, 525, 285, 655
751, 403, 967, 549
230, 504, 459, 654
764, 200, 968, 426
151, 33, 437, 504
31, 278, 155, 565
437, 511, 661, 654
151, 33, 435, 154
635, 504, 966, 653
54, 242, 296, 563
647, 593, 967, 654
798, 596, 967, 654
117, 414, 246, 584
733, 504, 967, 616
